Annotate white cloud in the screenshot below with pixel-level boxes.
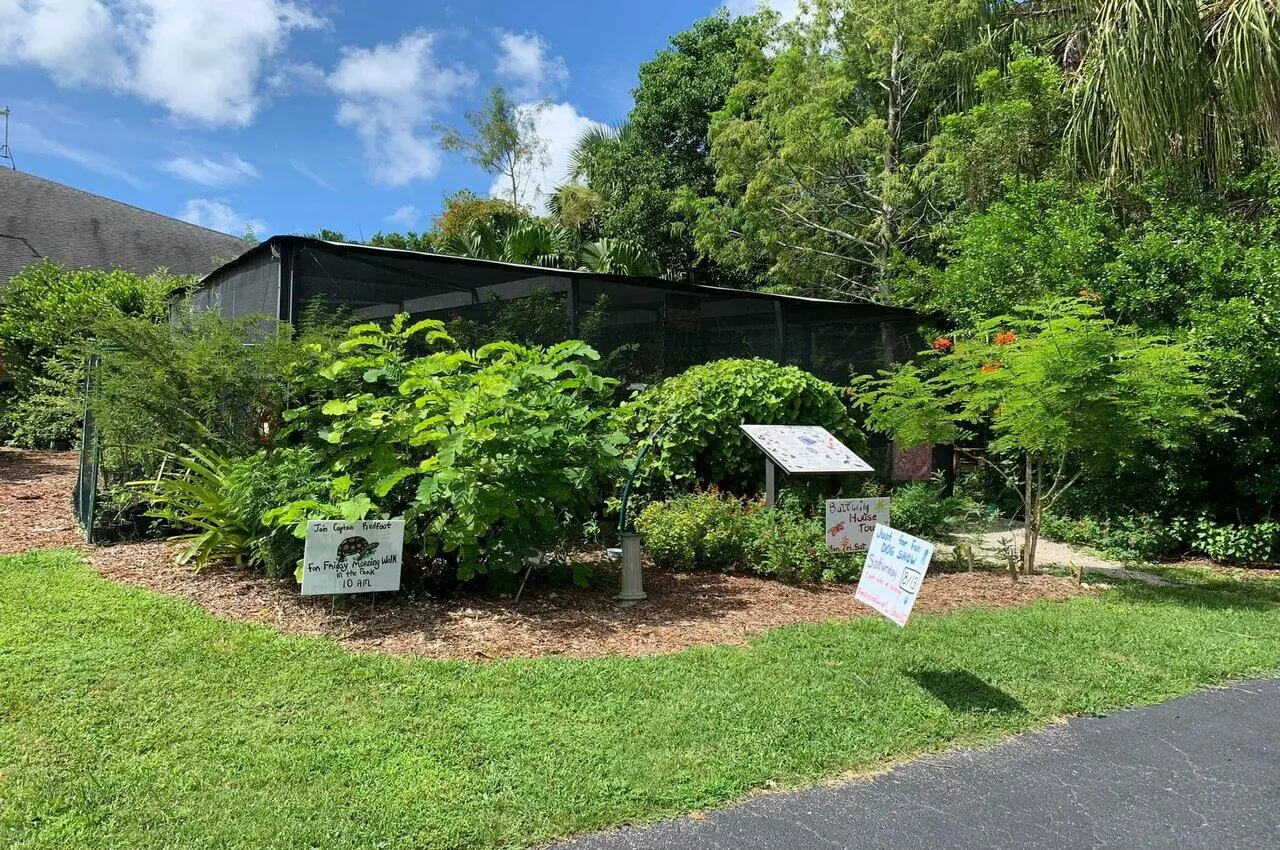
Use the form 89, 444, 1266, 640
0, 0, 324, 126
289, 159, 335, 191
489, 102, 602, 215
14, 121, 144, 187
495, 30, 568, 100
178, 198, 267, 237
0, 0, 124, 85
328, 30, 476, 187
160, 154, 259, 187
724, 0, 801, 19
385, 204, 420, 228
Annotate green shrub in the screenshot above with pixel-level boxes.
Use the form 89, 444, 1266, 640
1040, 512, 1192, 561
0, 260, 179, 395
744, 508, 864, 583
223, 448, 332, 578
616, 358, 864, 498
635, 490, 864, 583
1192, 518, 1280, 565
138, 446, 254, 570
4, 356, 85, 448
889, 474, 981, 538
1037, 512, 1280, 564
92, 305, 345, 484
634, 490, 752, 572
275, 315, 626, 580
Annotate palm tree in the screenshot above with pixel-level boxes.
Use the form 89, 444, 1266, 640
439, 220, 577, 269
578, 238, 662, 276
439, 218, 663, 276
1045, 0, 1280, 181
567, 122, 626, 187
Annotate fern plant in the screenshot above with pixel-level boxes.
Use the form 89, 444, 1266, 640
133, 445, 252, 570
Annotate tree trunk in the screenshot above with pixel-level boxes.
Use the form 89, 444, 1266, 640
1023, 453, 1041, 575
877, 32, 905, 295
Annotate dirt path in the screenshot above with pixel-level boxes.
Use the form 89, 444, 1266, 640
947, 520, 1175, 586
0, 449, 83, 554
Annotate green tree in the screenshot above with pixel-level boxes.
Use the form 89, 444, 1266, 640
854, 298, 1218, 573
901, 181, 1120, 323
917, 51, 1070, 213
438, 217, 663, 276
574, 11, 773, 275
685, 0, 1005, 298
367, 231, 436, 252
433, 189, 527, 239
440, 85, 548, 208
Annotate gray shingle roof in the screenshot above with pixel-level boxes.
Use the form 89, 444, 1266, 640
0, 168, 249, 282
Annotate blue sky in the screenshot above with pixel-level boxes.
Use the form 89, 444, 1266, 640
1, 0, 793, 240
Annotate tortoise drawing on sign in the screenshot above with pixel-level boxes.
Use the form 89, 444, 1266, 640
337, 536, 380, 562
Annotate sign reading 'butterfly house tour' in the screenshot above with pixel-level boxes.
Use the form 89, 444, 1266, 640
854, 524, 935, 627
301, 519, 404, 596
825, 497, 890, 552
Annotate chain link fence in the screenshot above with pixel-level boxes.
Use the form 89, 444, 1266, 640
73, 357, 99, 543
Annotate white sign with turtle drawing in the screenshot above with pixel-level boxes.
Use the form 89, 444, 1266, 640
301, 519, 404, 595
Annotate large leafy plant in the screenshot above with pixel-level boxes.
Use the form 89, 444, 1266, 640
278, 315, 626, 579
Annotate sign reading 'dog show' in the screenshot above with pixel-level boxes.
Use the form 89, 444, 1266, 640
739, 425, 874, 474
301, 519, 404, 596
855, 524, 935, 627
825, 497, 890, 552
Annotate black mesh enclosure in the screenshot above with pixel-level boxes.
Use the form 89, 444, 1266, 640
194, 246, 279, 318
193, 237, 924, 384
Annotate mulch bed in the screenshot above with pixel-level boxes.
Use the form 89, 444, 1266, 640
4, 448, 1091, 662
0, 448, 84, 554
87, 541, 1088, 661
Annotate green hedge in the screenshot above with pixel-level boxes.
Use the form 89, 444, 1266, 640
615, 358, 864, 499
635, 490, 863, 583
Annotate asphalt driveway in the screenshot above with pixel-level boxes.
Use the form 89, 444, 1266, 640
559, 677, 1280, 849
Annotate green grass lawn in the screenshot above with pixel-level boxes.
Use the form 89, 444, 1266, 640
3, 550, 1279, 849
1130, 561, 1280, 604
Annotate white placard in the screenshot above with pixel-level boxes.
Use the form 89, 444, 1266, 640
301, 519, 404, 596
739, 424, 874, 474
826, 497, 890, 552
854, 524, 935, 627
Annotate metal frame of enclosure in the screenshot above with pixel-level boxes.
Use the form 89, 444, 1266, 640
190, 236, 922, 385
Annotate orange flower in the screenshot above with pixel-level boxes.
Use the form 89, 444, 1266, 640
1078, 288, 1101, 303
980, 361, 1003, 374
993, 330, 1017, 346
932, 336, 954, 353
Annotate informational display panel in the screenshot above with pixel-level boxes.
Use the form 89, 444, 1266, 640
740, 424, 874, 474
854, 524, 935, 627
892, 441, 934, 481
825, 497, 890, 552
301, 519, 404, 596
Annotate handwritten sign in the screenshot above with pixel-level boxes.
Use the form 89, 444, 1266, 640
854, 524, 935, 626
740, 425, 874, 475
301, 519, 404, 596
826, 497, 890, 552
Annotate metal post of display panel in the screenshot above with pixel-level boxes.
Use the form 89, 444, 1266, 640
765, 459, 777, 508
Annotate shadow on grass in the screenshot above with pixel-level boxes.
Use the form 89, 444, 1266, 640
908, 669, 1028, 714
1105, 580, 1280, 612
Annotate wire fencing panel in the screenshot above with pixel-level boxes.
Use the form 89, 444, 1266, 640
73, 357, 100, 543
